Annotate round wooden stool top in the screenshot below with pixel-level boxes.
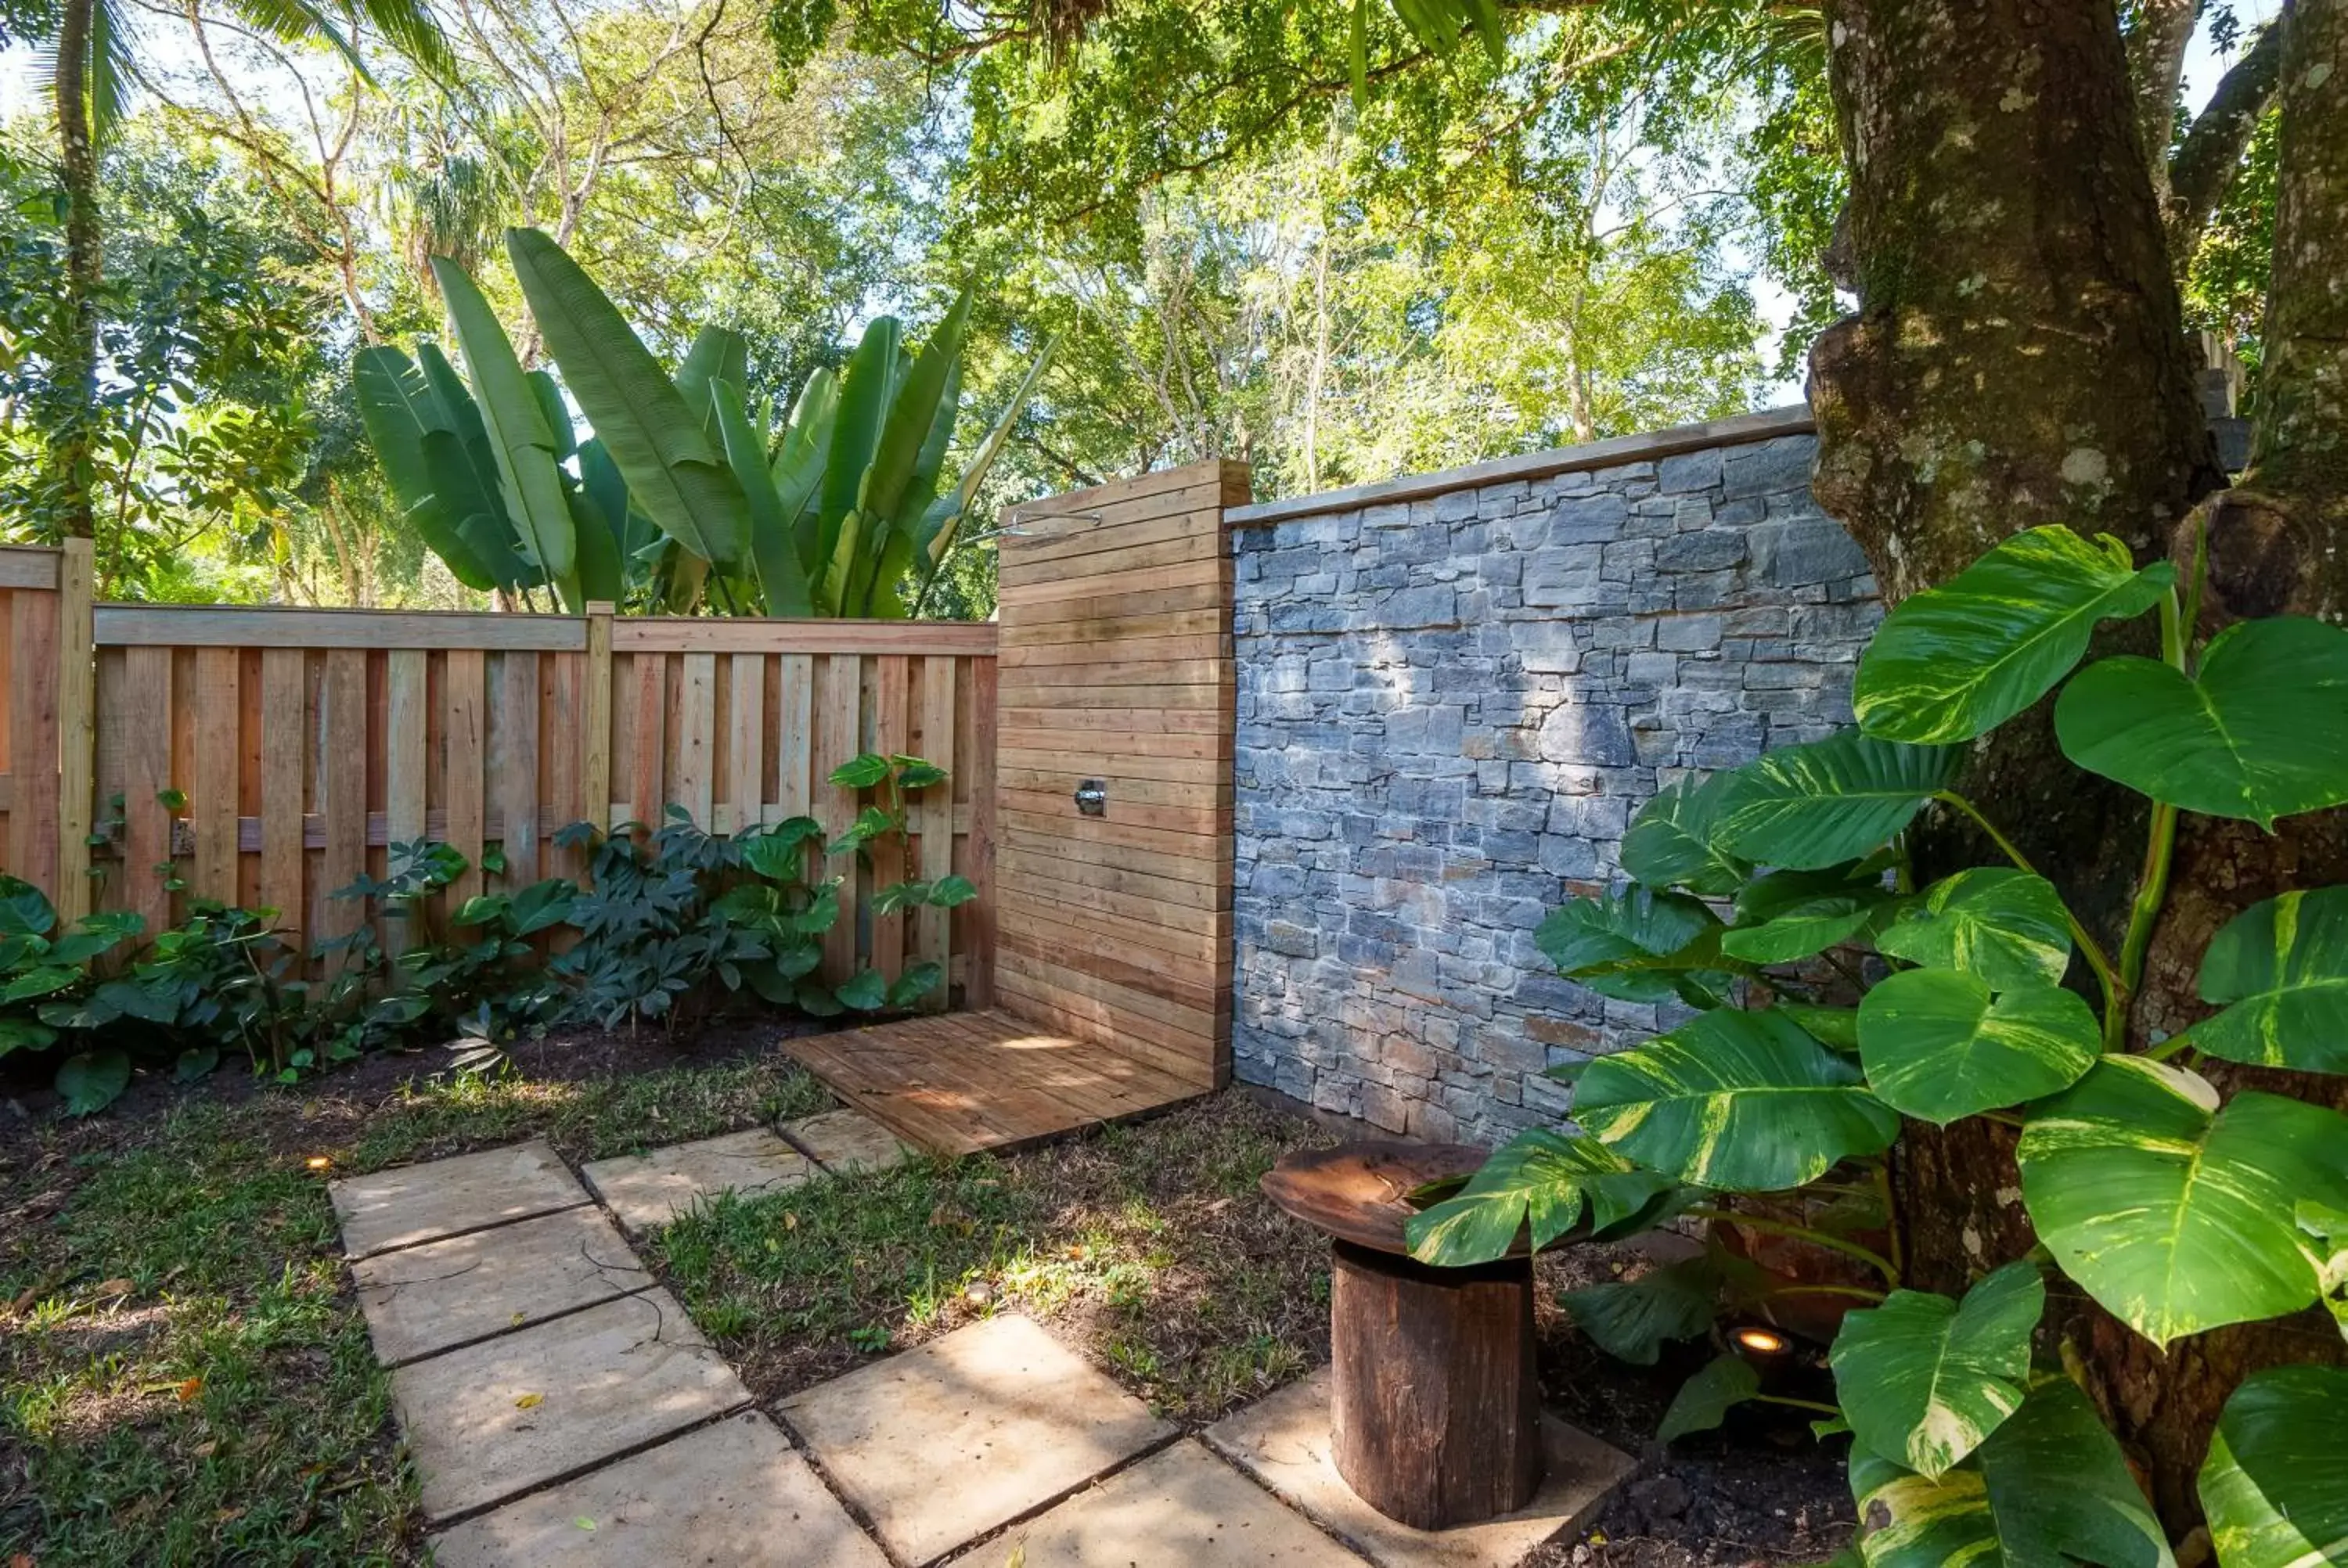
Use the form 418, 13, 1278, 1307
1262, 1140, 1547, 1530
1259, 1140, 1503, 1254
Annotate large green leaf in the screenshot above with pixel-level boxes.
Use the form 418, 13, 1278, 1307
420, 430, 535, 591
0, 876, 57, 939
773, 368, 839, 574
353, 345, 501, 591
1622, 773, 1753, 896
814, 317, 902, 604
2185, 884, 2348, 1075
711, 379, 814, 617
862, 286, 971, 533
1828, 1262, 2044, 1479
2018, 1057, 2348, 1347
1857, 969, 2100, 1125
2055, 617, 2348, 828
1535, 887, 1734, 1006
1658, 1354, 1759, 1442
1873, 869, 2073, 991
2199, 1366, 2348, 1568
1721, 895, 1877, 965
431, 257, 578, 604
1854, 526, 2174, 745
1403, 1131, 1673, 1267
1561, 1255, 1721, 1365
564, 487, 625, 605
1714, 732, 1959, 870
923, 339, 1054, 572
1849, 1385, 2171, 1568
1576, 1007, 1900, 1191
506, 228, 748, 568
2302, 1199, 2348, 1342
56, 1048, 131, 1117
675, 324, 749, 431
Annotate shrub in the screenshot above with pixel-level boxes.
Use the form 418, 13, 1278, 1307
1410, 524, 2348, 1551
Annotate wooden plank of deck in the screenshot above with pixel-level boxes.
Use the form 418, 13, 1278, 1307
780, 1008, 1208, 1157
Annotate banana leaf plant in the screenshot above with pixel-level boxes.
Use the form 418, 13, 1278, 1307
1406, 523, 2348, 1564
357, 229, 1050, 617
506, 226, 1050, 617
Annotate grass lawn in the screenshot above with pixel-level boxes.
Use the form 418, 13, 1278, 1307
0, 1037, 1333, 1565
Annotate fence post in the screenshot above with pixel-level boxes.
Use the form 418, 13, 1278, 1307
54, 538, 95, 924
582, 601, 614, 834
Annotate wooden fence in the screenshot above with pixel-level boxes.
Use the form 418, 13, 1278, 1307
0, 544, 996, 997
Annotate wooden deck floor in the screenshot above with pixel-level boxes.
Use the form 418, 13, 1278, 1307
780, 1009, 1211, 1156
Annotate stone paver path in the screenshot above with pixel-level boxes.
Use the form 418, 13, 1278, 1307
351, 1205, 648, 1365
1206, 1368, 1636, 1568
430, 1412, 890, 1568
333, 1105, 1630, 1566
950, 1440, 1368, 1566
582, 1127, 816, 1234
781, 1312, 1176, 1566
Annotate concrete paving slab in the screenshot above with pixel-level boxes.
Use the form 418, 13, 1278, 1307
783, 1108, 913, 1174
351, 1204, 651, 1365
332, 1139, 585, 1259
392, 1288, 750, 1521
581, 1127, 816, 1233
780, 1313, 1176, 1566
430, 1412, 888, 1568
950, 1440, 1367, 1568
1203, 1368, 1634, 1568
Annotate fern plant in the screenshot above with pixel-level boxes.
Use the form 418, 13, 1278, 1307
1409, 523, 2348, 1561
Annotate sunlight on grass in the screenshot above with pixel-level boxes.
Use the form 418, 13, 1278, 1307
0, 1048, 834, 1564
652, 1095, 1334, 1422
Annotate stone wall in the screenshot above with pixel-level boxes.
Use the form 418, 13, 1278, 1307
1229, 410, 1881, 1142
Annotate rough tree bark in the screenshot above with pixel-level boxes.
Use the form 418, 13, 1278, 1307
50, 0, 100, 542
1811, 0, 2346, 1527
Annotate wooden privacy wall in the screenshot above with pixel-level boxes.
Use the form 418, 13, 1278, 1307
0, 558, 996, 998
992, 459, 1248, 1090
0, 543, 94, 920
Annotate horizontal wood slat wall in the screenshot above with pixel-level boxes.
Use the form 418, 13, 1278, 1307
992, 459, 1248, 1090
0, 563, 996, 1000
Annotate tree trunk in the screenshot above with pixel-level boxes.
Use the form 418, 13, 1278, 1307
1806, 0, 2348, 1527
51, 0, 100, 543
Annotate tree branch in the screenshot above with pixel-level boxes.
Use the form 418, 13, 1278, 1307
2166, 18, 2285, 264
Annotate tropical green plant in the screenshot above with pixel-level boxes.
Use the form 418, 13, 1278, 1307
356, 228, 1052, 618
351, 261, 617, 611
1406, 520, 2348, 1563
24, 0, 451, 545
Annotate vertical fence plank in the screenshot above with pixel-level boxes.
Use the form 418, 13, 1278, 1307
963, 653, 998, 1009
259, 649, 306, 940
121, 647, 174, 937
871, 655, 910, 982
190, 647, 240, 902
726, 652, 763, 835
9, 585, 59, 900
914, 656, 956, 1008
497, 652, 541, 885
675, 653, 715, 829
817, 653, 863, 980
629, 653, 666, 830
776, 653, 815, 822
583, 602, 614, 835
384, 649, 427, 956
55, 539, 94, 921
445, 649, 486, 902
319, 649, 366, 941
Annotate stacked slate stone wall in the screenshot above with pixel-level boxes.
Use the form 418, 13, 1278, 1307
1230, 418, 1879, 1142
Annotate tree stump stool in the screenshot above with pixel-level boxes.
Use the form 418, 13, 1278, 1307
1261, 1141, 1543, 1531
